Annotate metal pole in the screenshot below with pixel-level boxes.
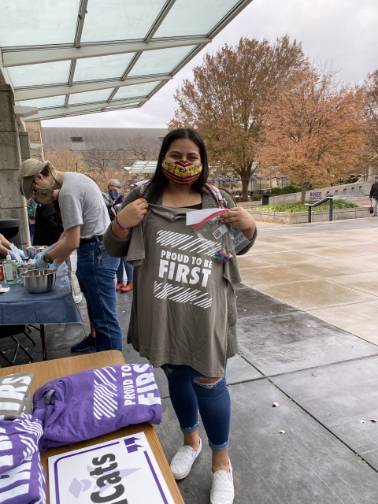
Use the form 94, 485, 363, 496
308, 206, 312, 223
40, 324, 47, 360
329, 197, 333, 221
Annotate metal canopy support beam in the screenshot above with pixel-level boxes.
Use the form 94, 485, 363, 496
25, 97, 141, 120
2, 36, 209, 67
125, 0, 254, 115
107, 0, 176, 103
210, 0, 254, 39
145, 0, 176, 41
107, 52, 142, 102
25, 104, 138, 121
66, 0, 89, 107
1, 0, 254, 120
141, 43, 206, 105
74, 0, 89, 47
65, 59, 76, 106
14, 74, 170, 101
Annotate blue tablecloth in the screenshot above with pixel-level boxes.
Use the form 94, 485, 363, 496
0, 266, 81, 325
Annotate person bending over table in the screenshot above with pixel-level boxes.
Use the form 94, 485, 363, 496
18, 159, 122, 353
103, 128, 257, 504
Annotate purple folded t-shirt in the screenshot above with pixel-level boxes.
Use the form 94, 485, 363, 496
0, 415, 46, 504
0, 451, 46, 504
0, 414, 43, 475
33, 363, 162, 451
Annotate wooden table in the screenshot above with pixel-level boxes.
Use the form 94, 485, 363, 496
0, 350, 184, 504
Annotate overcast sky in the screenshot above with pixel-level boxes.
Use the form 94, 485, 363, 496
44, 0, 378, 129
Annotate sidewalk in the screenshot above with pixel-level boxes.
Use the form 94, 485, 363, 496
1, 217, 378, 503
240, 216, 378, 344
158, 217, 378, 503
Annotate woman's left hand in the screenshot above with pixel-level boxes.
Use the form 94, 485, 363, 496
222, 207, 256, 240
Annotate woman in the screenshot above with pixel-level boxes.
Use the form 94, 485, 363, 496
104, 129, 256, 504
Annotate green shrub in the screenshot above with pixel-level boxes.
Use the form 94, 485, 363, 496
254, 199, 358, 213
269, 184, 301, 195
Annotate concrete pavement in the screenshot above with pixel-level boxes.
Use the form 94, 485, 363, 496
1, 216, 378, 503
240, 216, 378, 345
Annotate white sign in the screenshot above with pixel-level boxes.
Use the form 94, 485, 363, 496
186, 208, 226, 226
48, 432, 176, 504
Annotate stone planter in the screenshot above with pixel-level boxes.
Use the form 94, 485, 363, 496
251, 207, 370, 224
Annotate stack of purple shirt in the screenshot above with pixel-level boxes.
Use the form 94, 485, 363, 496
0, 414, 46, 504
33, 363, 162, 450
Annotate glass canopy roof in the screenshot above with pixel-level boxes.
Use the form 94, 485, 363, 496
0, 0, 252, 121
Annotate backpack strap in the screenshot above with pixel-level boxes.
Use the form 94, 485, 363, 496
137, 180, 150, 197
205, 183, 227, 208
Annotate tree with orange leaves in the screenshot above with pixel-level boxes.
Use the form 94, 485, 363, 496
363, 70, 378, 169
44, 148, 128, 190
259, 70, 368, 202
170, 36, 308, 199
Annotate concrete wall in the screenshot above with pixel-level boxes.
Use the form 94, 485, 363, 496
267, 181, 371, 205
25, 121, 44, 160
0, 84, 30, 246
252, 206, 370, 224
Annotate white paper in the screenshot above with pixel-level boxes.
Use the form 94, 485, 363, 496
186, 208, 226, 225
48, 432, 175, 504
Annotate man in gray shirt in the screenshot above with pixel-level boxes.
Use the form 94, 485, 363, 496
19, 159, 123, 352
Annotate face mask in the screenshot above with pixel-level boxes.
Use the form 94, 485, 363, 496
32, 167, 57, 205
162, 160, 202, 185
33, 188, 55, 205
109, 190, 119, 200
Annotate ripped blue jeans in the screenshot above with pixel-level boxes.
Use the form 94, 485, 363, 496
162, 364, 230, 450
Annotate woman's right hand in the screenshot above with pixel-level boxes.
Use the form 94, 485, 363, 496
117, 198, 149, 229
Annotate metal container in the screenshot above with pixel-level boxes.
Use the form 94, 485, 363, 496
25, 246, 46, 259
17, 263, 36, 277
22, 269, 56, 294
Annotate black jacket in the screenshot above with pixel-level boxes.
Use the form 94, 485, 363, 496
369, 182, 378, 199
33, 201, 63, 246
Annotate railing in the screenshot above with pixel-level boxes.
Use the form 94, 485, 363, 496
304, 196, 334, 223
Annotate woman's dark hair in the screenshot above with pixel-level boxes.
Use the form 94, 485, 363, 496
144, 128, 209, 203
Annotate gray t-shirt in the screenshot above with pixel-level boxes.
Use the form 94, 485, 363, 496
104, 186, 257, 376
127, 204, 234, 376
0, 373, 33, 420
58, 172, 110, 238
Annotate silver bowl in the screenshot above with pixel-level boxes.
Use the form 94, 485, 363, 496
22, 269, 56, 294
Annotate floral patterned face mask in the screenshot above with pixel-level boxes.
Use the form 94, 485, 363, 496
162, 160, 203, 185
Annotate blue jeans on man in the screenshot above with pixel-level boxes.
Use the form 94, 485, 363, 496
373, 198, 378, 217
75, 238, 122, 351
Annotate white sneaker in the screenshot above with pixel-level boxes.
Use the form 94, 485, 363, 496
170, 439, 202, 480
210, 462, 234, 504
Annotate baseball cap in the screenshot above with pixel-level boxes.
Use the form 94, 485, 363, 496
19, 158, 49, 198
